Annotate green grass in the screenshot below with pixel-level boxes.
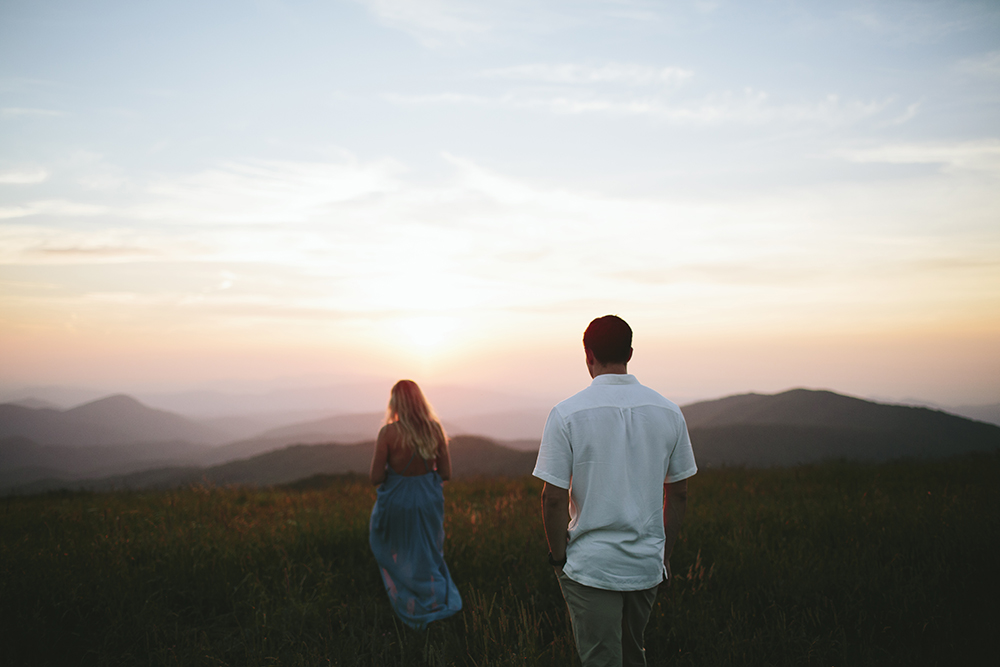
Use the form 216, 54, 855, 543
1, 456, 997, 666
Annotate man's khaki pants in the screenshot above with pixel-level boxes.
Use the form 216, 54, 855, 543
557, 570, 659, 667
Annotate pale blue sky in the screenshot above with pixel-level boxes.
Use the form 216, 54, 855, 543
2, 0, 999, 405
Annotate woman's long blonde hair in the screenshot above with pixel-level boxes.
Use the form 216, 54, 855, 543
386, 380, 447, 460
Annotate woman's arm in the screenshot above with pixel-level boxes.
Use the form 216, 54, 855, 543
369, 426, 391, 485
436, 438, 452, 482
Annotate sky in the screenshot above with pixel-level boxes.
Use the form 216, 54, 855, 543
1, 0, 999, 408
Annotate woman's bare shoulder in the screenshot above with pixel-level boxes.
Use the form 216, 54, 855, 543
379, 422, 402, 443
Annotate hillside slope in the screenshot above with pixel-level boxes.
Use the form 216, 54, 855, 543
0, 435, 210, 489
9, 435, 538, 493
683, 389, 1000, 466
0, 395, 223, 446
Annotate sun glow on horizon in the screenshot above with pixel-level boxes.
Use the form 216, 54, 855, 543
393, 315, 461, 354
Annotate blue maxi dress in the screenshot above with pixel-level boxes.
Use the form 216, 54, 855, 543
369, 453, 462, 628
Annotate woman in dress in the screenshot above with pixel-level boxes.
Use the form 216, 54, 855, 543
368, 380, 462, 628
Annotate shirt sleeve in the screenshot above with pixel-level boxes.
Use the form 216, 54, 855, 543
666, 412, 698, 484
532, 406, 572, 489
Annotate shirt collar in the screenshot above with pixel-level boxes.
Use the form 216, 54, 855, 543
590, 373, 639, 386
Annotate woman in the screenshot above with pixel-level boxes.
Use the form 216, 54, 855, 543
368, 380, 462, 628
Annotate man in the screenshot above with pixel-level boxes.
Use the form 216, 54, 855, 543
532, 315, 697, 667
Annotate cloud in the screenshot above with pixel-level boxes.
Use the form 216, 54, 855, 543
138, 156, 403, 225
1, 107, 64, 118
0, 224, 173, 264
3, 155, 997, 381
382, 92, 488, 106
386, 88, 891, 125
957, 50, 1000, 78
354, 0, 490, 45
0, 200, 107, 220
0, 168, 49, 185
33, 246, 158, 258
834, 141, 1000, 173
611, 262, 822, 286
841, 4, 976, 44
887, 102, 920, 125
354, 0, 667, 46
481, 63, 693, 86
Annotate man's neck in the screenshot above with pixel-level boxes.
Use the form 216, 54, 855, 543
589, 362, 628, 378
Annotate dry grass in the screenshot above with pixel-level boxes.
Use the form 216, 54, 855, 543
1, 455, 997, 666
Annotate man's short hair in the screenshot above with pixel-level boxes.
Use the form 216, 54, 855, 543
583, 315, 632, 364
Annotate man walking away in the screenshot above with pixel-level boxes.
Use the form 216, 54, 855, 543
533, 315, 697, 667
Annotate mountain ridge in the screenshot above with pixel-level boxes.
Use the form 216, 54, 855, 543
0, 395, 224, 447
3, 387, 999, 494
682, 388, 1000, 466
8, 435, 538, 494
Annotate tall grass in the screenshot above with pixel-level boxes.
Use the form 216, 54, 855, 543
1, 455, 997, 666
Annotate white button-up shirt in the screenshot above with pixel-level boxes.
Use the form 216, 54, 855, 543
533, 373, 698, 590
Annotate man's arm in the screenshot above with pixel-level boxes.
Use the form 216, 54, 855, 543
541, 482, 570, 567
663, 478, 689, 584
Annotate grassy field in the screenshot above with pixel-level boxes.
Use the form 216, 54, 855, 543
1, 454, 997, 666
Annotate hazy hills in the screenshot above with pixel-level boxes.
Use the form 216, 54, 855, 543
684, 389, 1000, 466
950, 402, 1000, 427
0, 436, 208, 489
10, 436, 538, 494
2, 387, 999, 494
0, 394, 225, 447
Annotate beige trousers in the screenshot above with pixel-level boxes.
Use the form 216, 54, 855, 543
557, 570, 660, 667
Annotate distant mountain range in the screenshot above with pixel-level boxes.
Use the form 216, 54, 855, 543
9, 436, 538, 494
0, 436, 208, 489
683, 389, 1000, 466
1, 387, 998, 494
950, 402, 1000, 427
0, 395, 225, 447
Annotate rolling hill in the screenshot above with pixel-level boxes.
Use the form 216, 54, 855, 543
0, 395, 224, 447
4, 387, 1000, 494
449, 408, 551, 441
9, 435, 538, 493
683, 388, 1000, 466
196, 412, 386, 465
0, 435, 210, 488
949, 402, 1000, 427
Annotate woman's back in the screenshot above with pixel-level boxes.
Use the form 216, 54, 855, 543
371, 421, 452, 484
382, 422, 436, 476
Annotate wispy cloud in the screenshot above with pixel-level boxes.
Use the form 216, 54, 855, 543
481, 63, 693, 86
138, 157, 403, 224
382, 92, 488, 106
0, 225, 172, 264
0, 200, 107, 220
4, 150, 998, 363
887, 101, 921, 126
841, 5, 976, 44
0, 107, 64, 118
33, 246, 158, 258
354, 0, 490, 45
354, 0, 668, 46
834, 140, 1000, 173
386, 88, 891, 125
0, 168, 49, 184
957, 50, 1000, 78
611, 261, 822, 287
